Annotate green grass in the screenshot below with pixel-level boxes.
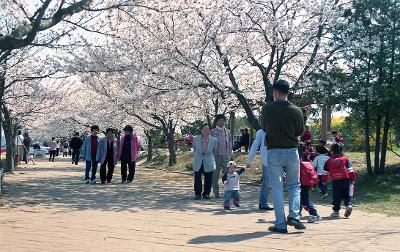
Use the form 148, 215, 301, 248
142, 149, 400, 216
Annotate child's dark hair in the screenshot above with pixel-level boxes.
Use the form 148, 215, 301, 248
91, 125, 100, 132
331, 143, 343, 155
106, 128, 114, 134
215, 114, 226, 121
316, 145, 327, 155
52, 137, 55, 141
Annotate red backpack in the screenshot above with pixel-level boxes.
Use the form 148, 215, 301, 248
300, 162, 319, 186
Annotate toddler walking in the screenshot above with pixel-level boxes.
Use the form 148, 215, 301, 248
222, 161, 245, 210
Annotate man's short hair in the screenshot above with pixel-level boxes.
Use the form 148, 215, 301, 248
215, 114, 226, 121
91, 125, 100, 132
316, 145, 327, 154
74, 132, 79, 136
123, 125, 134, 133
272, 80, 290, 95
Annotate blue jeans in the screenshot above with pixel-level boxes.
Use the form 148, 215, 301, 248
267, 148, 301, 229
224, 190, 240, 207
259, 164, 270, 207
318, 175, 328, 195
85, 158, 98, 180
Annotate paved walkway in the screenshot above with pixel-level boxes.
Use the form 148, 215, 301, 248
1, 159, 399, 251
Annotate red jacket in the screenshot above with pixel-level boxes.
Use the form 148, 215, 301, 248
322, 155, 356, 182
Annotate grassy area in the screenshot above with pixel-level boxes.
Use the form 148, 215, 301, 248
141, 149, 400, 216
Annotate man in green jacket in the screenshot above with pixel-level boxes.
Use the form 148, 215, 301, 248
261, 80, 306, 233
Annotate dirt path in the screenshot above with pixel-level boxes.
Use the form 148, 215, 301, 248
0, 159, 399, 251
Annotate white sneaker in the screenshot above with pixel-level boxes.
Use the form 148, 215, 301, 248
307, 215, 321, 223
321, 193, 328, 199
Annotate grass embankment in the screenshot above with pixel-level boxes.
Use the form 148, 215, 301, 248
141, 149, 400, 216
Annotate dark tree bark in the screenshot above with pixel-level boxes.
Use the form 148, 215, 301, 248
165, 121, 176, 166
380, 110, 390, 175
144, 130, 153, 162
2, 106, 14, 173
374, 113, 382, 175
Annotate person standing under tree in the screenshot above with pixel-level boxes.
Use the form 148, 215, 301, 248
192, 124, 218, 200
261, 80, 310, 233
48, 137, 57, 162
14, 130, 24, 165
210, 114, 233, 198
82, 125, 100, 184
98, 128, 118, 184
22, 132, 31, 164
70, 132, 83, 165
119, 125, 141, 184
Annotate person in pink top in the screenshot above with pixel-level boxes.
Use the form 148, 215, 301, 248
48, 137, 57, 162
118, 125, 141, 184
210, 114, 234, 198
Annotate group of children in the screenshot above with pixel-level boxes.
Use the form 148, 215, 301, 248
220, 140, 356, 224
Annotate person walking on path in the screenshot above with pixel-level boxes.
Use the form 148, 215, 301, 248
98, 128, 118, 184
48, 137, 57, 162
246, 129, 274, 211
70, 132, 83, 165
312, 145, 330, 198
82, 125, 101, 184
14, 130, 24, 165
210, 114, 233, 198
192, 124, 218, 200
22, 132, 31, 164
119, 125, 141, 184
261, 80, 309, 233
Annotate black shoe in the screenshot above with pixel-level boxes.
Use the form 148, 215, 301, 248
287, 217, 306, 230
224, 206, 230, 210
101, 181, 106, 184
203, 194, 210, 200
234, 203, 240, 207
259, 205, 274, 211
214, 192, 220, 198
107, 181, 111, 184
126, 180, 132, 184
268, 226, 288, 234
194, 195, 201, 200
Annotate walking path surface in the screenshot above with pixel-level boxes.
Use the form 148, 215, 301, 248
1, 159, 399, 252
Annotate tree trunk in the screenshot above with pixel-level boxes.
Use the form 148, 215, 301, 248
321, 107, 329, 142
166, 123, 176, 167
2, 106, 14, 172
374, 113, 382, 175
380, 110, 390, 175
229, 112, 235, 141
363, 98, 373, 176
144, 131, 153, 162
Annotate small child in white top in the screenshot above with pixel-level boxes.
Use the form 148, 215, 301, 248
222, 161, 245, 210
312, 145, 330, 198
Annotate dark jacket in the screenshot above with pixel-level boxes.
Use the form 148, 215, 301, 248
70, 136, 83, 150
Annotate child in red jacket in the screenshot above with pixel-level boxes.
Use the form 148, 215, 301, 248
323, 143, 356, 218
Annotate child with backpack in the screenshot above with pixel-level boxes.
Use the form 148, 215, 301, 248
313, 145, 330, 198
300, 161, 320, 223
323, 143, 356, 218
222, 161, 245, 210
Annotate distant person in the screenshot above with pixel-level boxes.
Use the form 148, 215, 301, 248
210, 114, 233, 198
261, 79, 309, 233
70, 132, 83, 165
14, 130, 24, 164
312, 145, 330, 198
119, 125, 141, 184
192, 124, 218, 200
22, 132, 31, 164
323, 143, 356, 218
82, 125, 101, 184
188, 132, 194, 148
56, 141, 61, 156
246, 129, 273, 211
222, 161, 245, 210
332, 130, 344, 144
98, 128, 118, 184
318, 139, 332, 156
234, 129, 245, 152
301, 140, 316, 162
62, 141, 69, 157
300, 126, 312, 143
49, 137, 57, 162
242, 129, 250, 152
